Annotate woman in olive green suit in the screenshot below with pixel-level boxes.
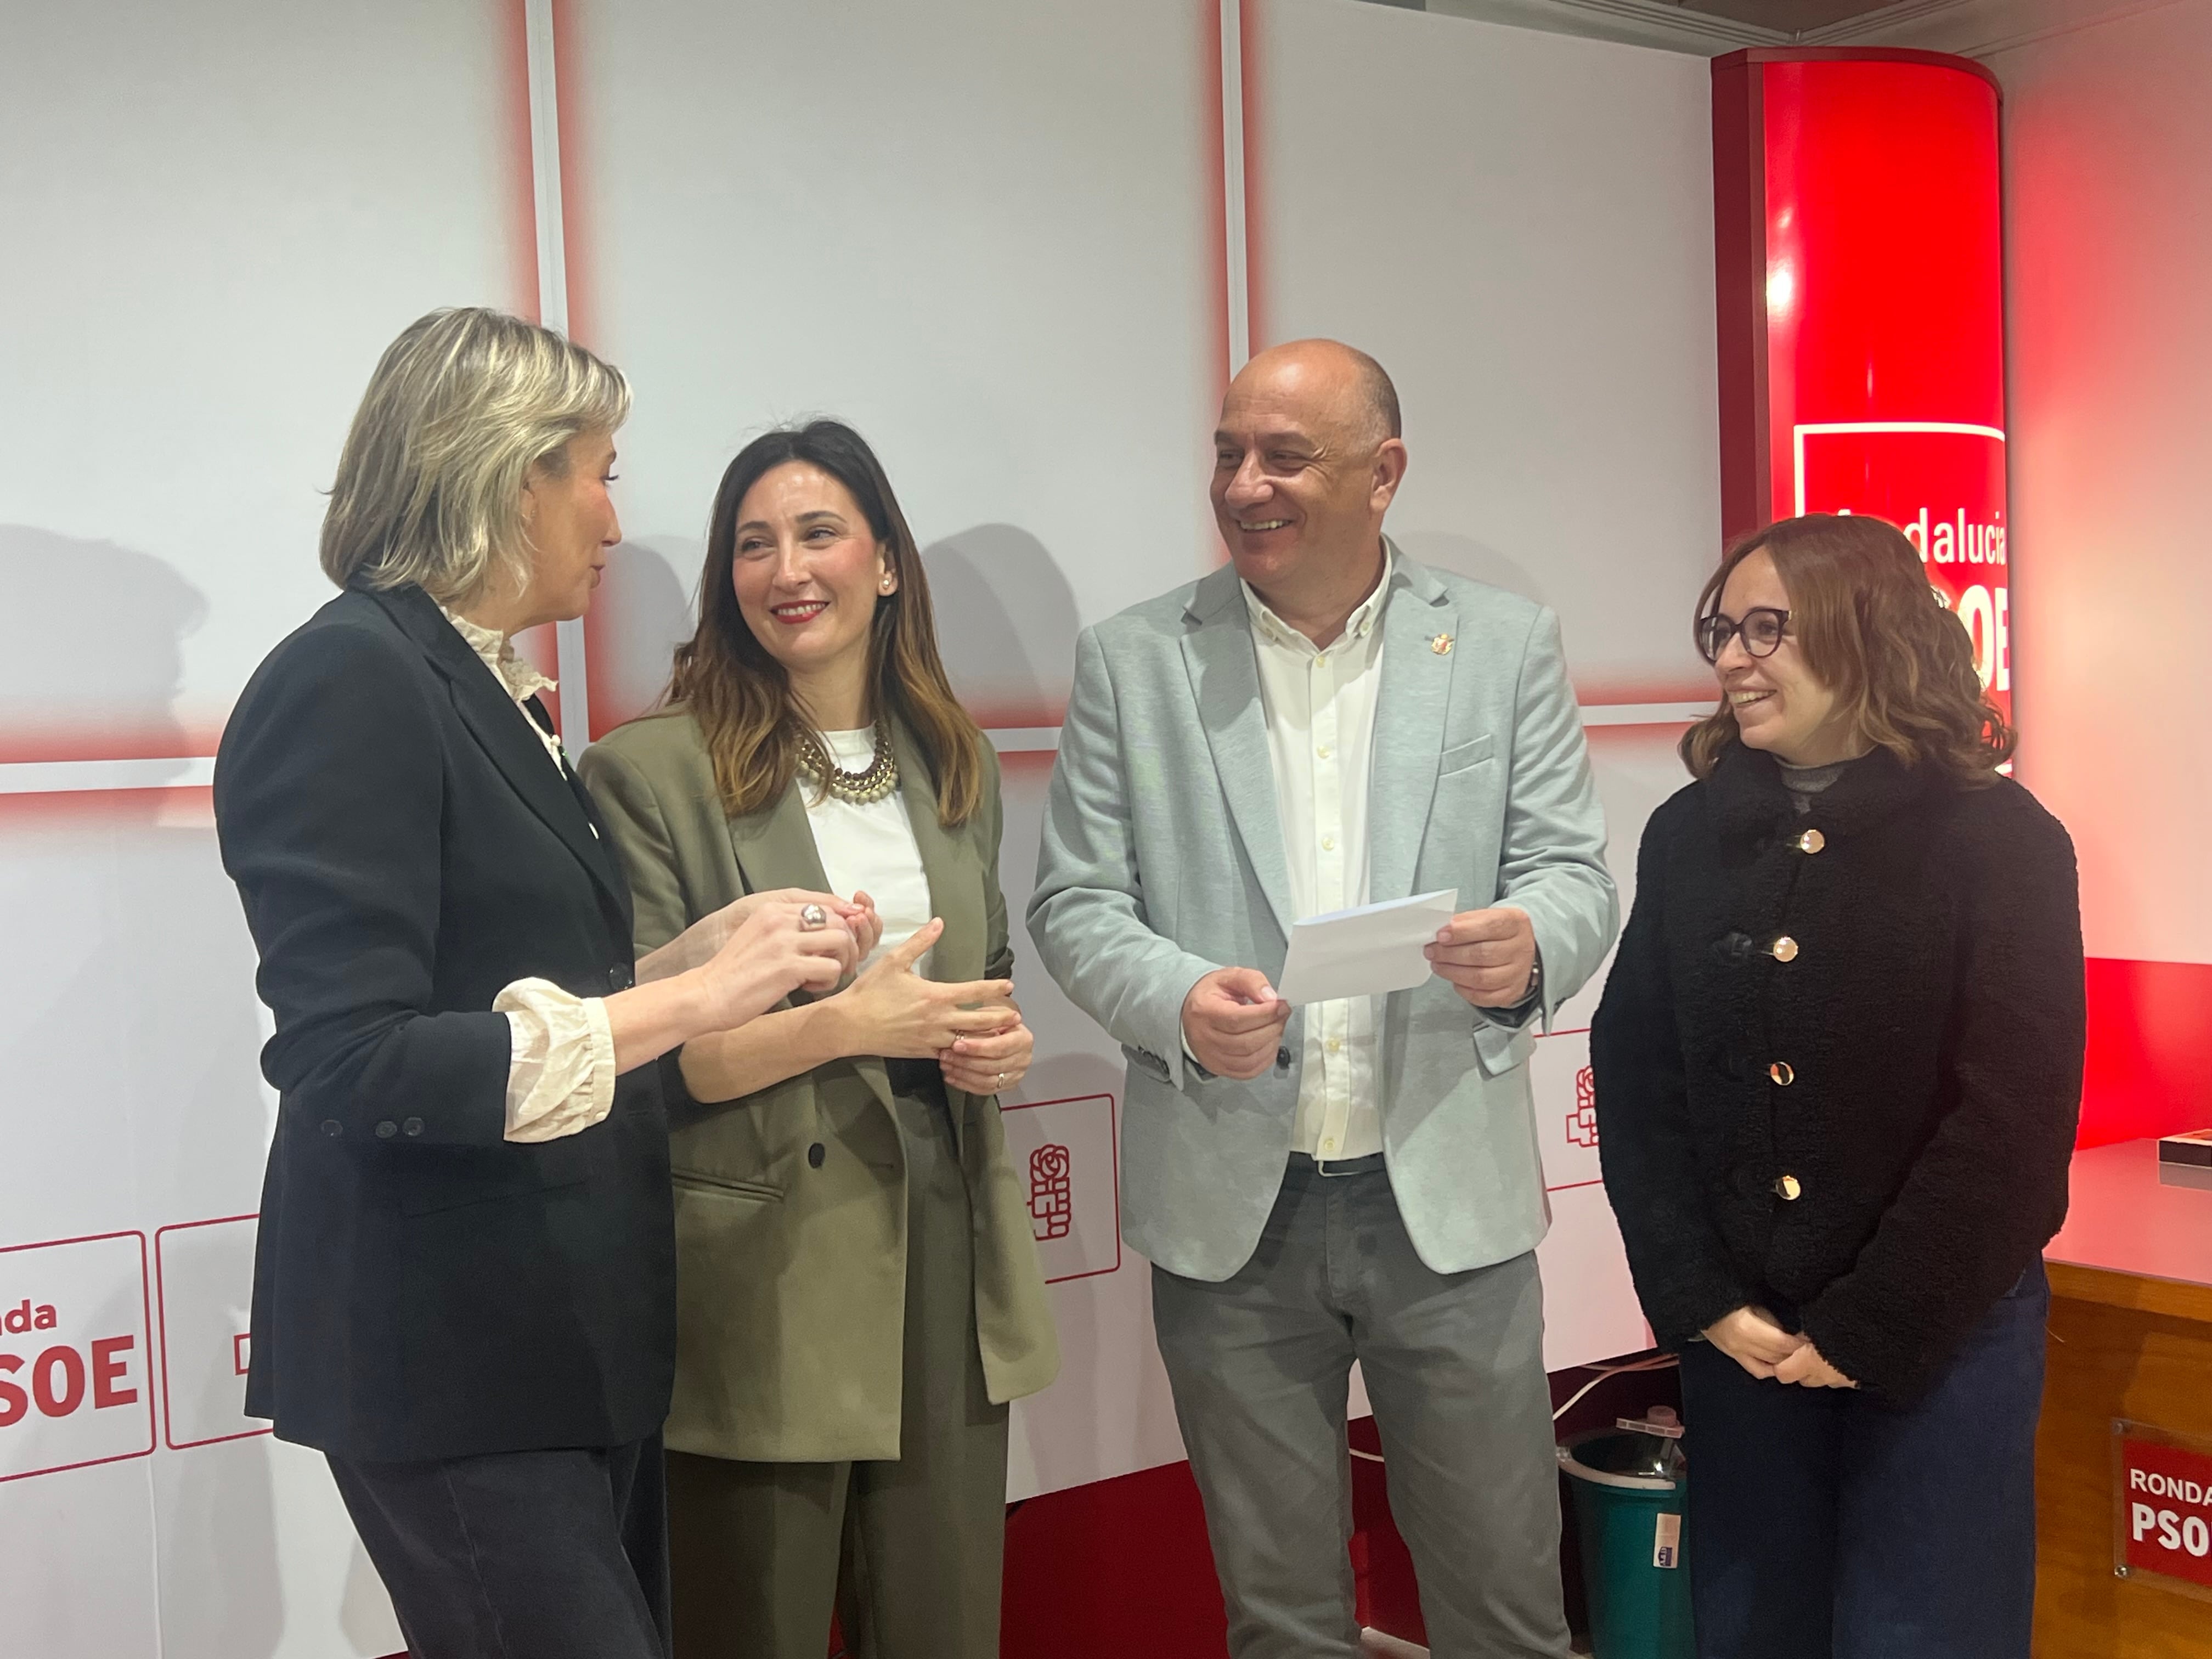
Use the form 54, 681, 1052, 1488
578, 420, 1058, 1659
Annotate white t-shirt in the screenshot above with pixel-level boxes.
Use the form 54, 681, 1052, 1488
803, 727, 936, 978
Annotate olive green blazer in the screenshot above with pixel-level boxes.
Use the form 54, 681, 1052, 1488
578, 707, 1059, 1464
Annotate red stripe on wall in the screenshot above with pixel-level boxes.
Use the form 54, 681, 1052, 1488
1200, 0, 1232, 402
1709, 52, 1768, 543
550, 0, 596, 349
1238, 0, 1268, 357
498, 0, 540, 323
2080, 957, 2212, 1148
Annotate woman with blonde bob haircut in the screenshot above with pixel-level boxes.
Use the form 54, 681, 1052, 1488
216, 309, 866, 1659
1590, 513, 2085, 1659
581, 419, 1059, 1659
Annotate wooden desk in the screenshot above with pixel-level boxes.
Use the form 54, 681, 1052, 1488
2037, 1139, 2212, 1657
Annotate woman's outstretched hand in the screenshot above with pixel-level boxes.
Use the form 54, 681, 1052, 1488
637, 887, 872, 986
691, 894, 860, 1030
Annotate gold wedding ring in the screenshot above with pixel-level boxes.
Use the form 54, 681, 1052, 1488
799, 903, 829, 931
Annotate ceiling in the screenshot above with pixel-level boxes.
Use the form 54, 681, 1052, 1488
1652, 0, 1912, 26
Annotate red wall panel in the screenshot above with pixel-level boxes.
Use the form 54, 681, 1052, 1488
2080, 958, 2212, 1149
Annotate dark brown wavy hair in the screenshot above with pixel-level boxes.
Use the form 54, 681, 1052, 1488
1680, 514, 2014, 785
667, 420, 985, 825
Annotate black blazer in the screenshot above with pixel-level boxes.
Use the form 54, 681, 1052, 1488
1590, 743, 2084, 1404
213, 579, 675, 1460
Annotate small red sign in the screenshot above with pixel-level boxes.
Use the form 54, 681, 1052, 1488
2118, 1426, 2212, 1594
1029, 1144, 1074, 1243
1567, 1066, 1600, 1150
1795, 424, 2010, 720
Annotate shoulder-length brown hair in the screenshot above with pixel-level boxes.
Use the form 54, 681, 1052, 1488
1680, 514, 2014, 785
668, 419, 986, 826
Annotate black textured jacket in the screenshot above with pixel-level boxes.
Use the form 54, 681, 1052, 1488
1590, 742, 2084, 1404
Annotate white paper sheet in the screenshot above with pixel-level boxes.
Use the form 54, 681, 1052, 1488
1275, 888, 1459, 1006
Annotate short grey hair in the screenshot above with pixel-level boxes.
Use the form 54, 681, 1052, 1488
320, 307, 631, 604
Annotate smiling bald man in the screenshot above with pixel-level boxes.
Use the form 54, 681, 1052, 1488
1028, 340, 1618, 1657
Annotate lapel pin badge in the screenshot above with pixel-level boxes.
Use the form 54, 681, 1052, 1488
1430, 633, 1454, 656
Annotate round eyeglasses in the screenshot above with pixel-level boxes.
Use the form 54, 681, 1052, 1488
1696, 606, 1791, 663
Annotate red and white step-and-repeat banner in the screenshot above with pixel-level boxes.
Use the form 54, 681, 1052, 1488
4, 2, 1724, 1651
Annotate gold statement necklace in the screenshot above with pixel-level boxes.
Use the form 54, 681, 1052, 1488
799, 723, 899, 805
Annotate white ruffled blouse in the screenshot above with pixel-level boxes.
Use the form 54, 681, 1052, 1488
439, 606, 616, 1144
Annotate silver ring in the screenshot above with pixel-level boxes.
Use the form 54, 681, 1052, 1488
798, 903, 828, 931
996, 1071, 1006, 1088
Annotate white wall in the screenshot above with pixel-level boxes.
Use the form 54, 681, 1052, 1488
1255, 0, 1722, 708
560, 0, 1223, 1504
1252, 0, 1723, 1368
0, 4, 526, 1651
1982, 0, 2212, 966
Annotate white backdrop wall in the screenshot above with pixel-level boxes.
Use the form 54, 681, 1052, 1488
2, 5, 527, 1655
1248, 0, 1721, 1369
0, 2, 1722, 1652
1978, 0, 2212, 967
562, 0, 1227, 1503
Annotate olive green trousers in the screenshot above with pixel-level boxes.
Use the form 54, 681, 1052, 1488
666, 1085, 1011, 1659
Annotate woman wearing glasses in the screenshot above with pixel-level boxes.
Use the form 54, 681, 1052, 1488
1590, 514, 2084, 1659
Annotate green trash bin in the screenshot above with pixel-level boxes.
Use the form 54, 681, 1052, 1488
1558, 1411, 1694, 1659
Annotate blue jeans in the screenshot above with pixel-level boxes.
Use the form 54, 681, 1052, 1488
1677, 1262, 2048, 1659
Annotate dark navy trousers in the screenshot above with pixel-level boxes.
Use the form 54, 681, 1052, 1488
1677, 1263, 2048, 1659
329, 1432, 672, 1659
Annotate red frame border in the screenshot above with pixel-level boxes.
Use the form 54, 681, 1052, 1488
0, 1229, 158, 1482
1714, 46, 2002, 95
1001, 1092, 1124, 1284
153, 1212, 271, 1451
1711, 52, 1769, 541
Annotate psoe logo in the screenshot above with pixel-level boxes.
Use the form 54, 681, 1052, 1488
1793, 422, 2011, 703
1000, 1095, 1121, 1284
2118, 1425, 2212, 1593
1, 1231, 157, 1482
1028, 1145, 1073, 1243
1567, 1066, 1600, 1150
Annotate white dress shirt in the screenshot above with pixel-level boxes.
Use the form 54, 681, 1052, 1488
437, 606, 616, 1144
803, 727, 937, 977
1245, 550, 1394, 1160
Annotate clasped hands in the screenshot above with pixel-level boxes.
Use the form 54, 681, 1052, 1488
1180, 906, 1539, 1080
831, 916, 1035, 1096
1703, 1306, 1857, 1389
645, 889, 1032, 1094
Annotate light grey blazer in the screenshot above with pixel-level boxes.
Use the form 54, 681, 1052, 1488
1026, 545, 1618, 1282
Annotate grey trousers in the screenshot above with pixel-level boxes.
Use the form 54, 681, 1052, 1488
665, 1084, 1010, 1659
1151, 1158, 1572, 1659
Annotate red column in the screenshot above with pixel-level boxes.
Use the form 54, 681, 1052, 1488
1712, 49, 2011, 726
